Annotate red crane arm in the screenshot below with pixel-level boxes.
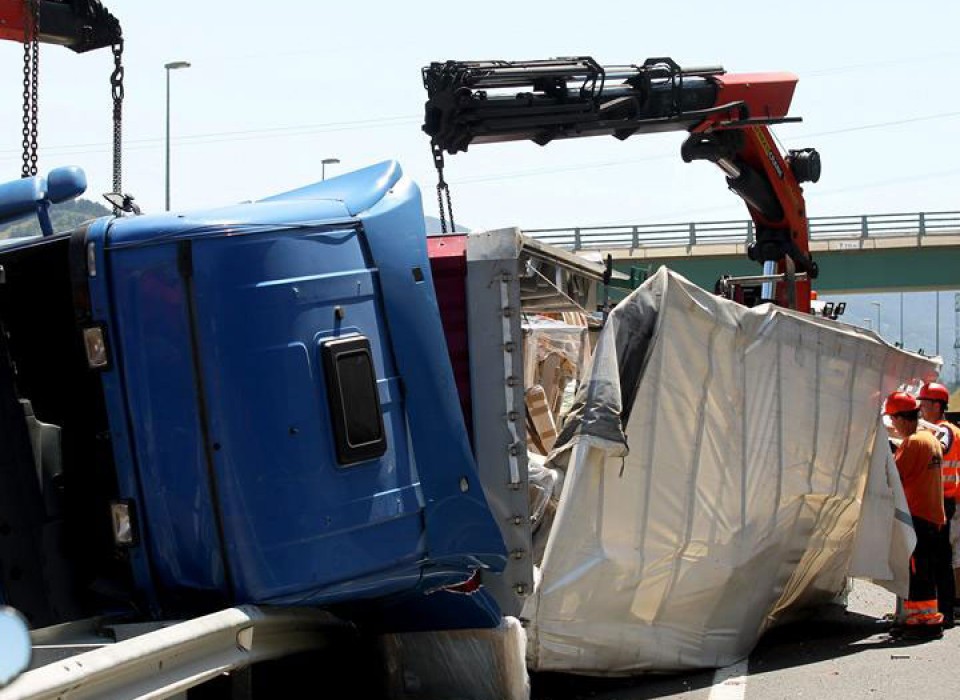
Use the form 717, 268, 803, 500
0, 0, 121, 52
0, 1, 29, 42
685, 71, 818, 310
422, 57, 821, 311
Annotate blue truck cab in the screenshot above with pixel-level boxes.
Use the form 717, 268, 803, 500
0, 161, 507, 630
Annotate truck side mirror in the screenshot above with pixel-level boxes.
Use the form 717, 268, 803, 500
0, 606, 31, 687
46, 166, 87, 203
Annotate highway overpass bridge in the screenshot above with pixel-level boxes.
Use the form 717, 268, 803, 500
526, 211, 960, 297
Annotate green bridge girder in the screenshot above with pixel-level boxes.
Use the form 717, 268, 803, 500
526, 210, 960, 302
608, 244, 960, 298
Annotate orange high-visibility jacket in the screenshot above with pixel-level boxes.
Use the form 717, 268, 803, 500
895, 429, 946, 525
935, 420, 960, 500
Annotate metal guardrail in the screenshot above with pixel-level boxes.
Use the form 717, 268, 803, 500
524, 211, 960, 251
3, 606, 347, 700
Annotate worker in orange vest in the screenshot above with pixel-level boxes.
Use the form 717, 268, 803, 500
885, 390, 946, 639
918, 381, 960, 628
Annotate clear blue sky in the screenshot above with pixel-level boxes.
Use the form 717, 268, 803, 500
0, 1, 957, 358
832, 291, 957, 380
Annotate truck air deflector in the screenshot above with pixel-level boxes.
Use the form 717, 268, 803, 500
355, 164, 508, 574
260, 160, 403, 218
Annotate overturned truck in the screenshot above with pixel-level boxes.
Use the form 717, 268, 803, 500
0, 162, 936, 698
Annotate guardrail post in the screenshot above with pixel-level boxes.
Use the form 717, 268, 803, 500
632, 226, 639, 248
860, 215, 869, 239
573, 227, 581, 250
688, 222, 696, 246
918, 212, 926, 245
746, 220, 754, 244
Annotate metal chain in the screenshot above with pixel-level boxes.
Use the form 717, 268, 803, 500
20, 8, 30, 177
110, 40, 125, 209
435, 184, 446, 233
431, 142, 456, 234
21, 0, 40, 178
443, 182, 455, 233
29, 0, 38, 175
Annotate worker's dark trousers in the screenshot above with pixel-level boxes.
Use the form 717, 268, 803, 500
936, 499, 956, 625
908, 516, 942, 625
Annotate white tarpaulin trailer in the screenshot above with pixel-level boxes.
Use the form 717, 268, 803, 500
381, 267, 937, 698
522, 267, 937, 675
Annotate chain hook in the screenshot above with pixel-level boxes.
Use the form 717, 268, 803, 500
109, 39, 125, 214
431, 142, 456, 234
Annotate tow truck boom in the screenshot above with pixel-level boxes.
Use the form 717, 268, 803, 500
0, 0, 120, 52
422, 57, 821, 311
0, 0, 124, 201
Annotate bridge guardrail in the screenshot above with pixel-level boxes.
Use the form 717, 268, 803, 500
524, 211, 960, 251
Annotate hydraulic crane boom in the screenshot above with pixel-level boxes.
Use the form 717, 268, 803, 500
0, 0, 124, 200
422, 57, 821, 312
0, 0, 120, 52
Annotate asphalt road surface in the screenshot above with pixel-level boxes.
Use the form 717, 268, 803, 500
529, 578, 958, 700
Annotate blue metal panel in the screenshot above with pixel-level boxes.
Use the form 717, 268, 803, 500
83, 217, 164, 614
187, 225, 428, 602
96, 238, 226, 598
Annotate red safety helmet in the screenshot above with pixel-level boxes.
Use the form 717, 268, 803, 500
884, 391, 919, 416
918, 382, 950, 404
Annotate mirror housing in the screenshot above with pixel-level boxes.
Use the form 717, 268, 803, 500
0, 166, 88, 236
0, 606, 31, 687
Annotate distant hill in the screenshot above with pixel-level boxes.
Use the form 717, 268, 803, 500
0, 198, 112, 240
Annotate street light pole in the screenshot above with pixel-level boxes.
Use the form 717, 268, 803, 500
164, 61, 191, 211
936, 291, 941, 356
899, 292, 904, 347
321, 157, 340, 181
871, 301, 881, 338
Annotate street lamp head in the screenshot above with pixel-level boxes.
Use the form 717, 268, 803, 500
165, 61, 191, 70
321, 158, 340, 181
